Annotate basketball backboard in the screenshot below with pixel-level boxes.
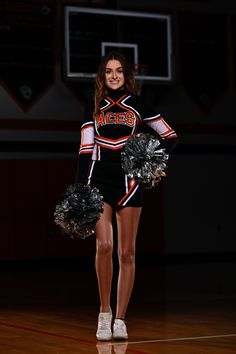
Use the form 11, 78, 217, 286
64, 7, 173, 83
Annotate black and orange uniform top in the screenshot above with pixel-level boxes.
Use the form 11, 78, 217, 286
76, 89, 178, 208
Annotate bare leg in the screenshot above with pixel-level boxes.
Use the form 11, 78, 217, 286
95, 202, 114, 313
115, 206, 142, 319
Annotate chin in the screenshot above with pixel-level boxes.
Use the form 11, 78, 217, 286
108, 85, 124, 91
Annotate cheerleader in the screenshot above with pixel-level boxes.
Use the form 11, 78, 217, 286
76, 51, 178, 340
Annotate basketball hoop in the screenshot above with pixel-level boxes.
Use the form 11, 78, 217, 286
132, 63, 149, 76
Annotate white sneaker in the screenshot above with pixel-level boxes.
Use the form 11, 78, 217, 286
113, 319, 128, 340
96, 311, 113, 341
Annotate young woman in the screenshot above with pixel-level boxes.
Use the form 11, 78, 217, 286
77, 52, 178, 341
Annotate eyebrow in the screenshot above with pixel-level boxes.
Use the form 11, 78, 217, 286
105, 66, 123, 70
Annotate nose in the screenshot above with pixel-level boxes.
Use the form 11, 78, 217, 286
112, 71, 117, 79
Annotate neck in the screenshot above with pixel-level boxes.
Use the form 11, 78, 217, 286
106, 87, 128, 96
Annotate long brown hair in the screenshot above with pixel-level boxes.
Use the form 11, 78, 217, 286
93, 51, 139, 118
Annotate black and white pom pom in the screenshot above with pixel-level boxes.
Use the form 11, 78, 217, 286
121, 133, 169, 189
54, 183, 104, 239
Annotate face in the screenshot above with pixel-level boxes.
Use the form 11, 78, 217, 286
105, 59, 125, 90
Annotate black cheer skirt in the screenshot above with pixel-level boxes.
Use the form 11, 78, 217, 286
88, 160, 143, 208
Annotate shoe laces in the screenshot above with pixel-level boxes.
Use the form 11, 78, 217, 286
98, 313, 111, 330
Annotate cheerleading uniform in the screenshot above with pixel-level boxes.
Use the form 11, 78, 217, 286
76, 89, 178, 208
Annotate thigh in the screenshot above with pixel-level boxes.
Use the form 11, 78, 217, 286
116, 207, 142, 250
96, 202, 114, 244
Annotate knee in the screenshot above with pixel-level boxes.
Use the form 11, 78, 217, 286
96, 240, 113, 255
119, 249, 135, 265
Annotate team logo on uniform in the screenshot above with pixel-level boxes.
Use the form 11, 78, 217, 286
96, 111, 136, 128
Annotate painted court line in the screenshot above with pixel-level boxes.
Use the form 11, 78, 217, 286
0, 321, 94, 345
128, 333, 236, 345
1, 320, 235, 352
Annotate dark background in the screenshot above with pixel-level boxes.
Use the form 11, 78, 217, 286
0, 0, 235, 305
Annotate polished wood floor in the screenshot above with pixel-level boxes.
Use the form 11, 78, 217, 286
0, 300, 236, 353
0, 263, 236, 353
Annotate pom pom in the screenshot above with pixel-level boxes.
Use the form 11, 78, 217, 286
54, 183, 104, 239
121, 133, 169, 189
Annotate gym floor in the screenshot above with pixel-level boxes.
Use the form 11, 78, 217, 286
0, 257, 235, 353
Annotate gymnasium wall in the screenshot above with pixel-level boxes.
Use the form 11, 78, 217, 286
0, 0, 235, 262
